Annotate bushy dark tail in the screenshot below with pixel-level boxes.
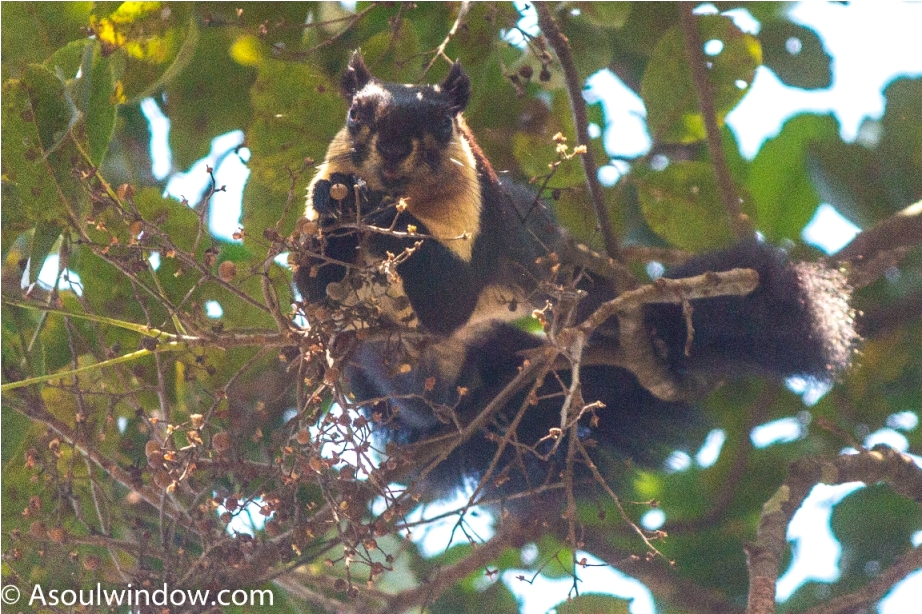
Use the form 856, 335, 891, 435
342, 241, 858, 504
645, 241, 857, 381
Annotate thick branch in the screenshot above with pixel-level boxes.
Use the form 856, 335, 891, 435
578, 267, 760, 401
800, 546, 922, 614
678, 3, 753, 240
836, 200, 922, 288
746, 446, 922, 614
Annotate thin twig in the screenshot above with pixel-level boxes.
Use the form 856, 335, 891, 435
576, 441, 670, 562
6, 392, 191, 528
678, 3, 753, 240
377, 518, 528, 614
534, 3, 623, 274
422, 1, 471, 76
305, 2, 379, 56
407, 345, 560, 490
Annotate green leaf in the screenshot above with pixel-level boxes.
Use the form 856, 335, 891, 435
27, 222, 63, 287
43, 41, 120, 166
1, 67, 89, 232
166, 28, 255, 169
832, 485, 920, 562
636, 161, 736, 250
133, 188, 200, 253
642, 14, 761, 144
879, 78, 922, 214
807, 140, 881, 228
0, 182, 27, 257
21, 64, 77, 155
0, 2, 93, 80
512, 133, 584, 188
0, 402, 32, 467
357, 18, 421, 83
573, 3, 631, 29
80, 44, 118, 165
733, 2, 787, 24
760, 19, 832, 90
460, 54, 525, 170
400, 4, 461, 54
561, 14, 618, 79
747, 113, 840, 241
91, 3, 200, 102
243, 58, 343, 242
247, 58, 342, 183
550, 185, 611, 248
455, 3, 521, 69
555, 593, 631, 614
46, 40, 92, 80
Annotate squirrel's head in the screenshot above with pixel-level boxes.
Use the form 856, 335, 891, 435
332, 51, 474, 193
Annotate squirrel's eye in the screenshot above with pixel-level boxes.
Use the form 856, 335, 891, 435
437, 115, 453, 141
347, 106, 362, 127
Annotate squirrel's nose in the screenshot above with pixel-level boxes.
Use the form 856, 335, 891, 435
376, 138, 413, 165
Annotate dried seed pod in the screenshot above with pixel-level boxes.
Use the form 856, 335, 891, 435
218, 260, 237, 282
329, 183, 350, 201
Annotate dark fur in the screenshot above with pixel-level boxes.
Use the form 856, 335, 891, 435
340, 243, 857, 502
646, 241, 857, 381
296, 52, 562, 334
296, 54, 858, 504
346, 323, 705, 501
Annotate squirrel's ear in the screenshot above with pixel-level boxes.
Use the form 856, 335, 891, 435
341, 50, 373, 102
440, 60, 470, 114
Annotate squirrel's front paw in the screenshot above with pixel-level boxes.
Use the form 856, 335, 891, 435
311, 173, 359, 218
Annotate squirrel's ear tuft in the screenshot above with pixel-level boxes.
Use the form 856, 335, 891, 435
341, 50, 373, 102
441, 60, 470, 114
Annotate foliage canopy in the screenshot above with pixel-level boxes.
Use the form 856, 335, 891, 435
2, 3, 921, 613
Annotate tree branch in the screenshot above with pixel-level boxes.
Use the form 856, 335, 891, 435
534, 3, 623, 270
746, 446, 922, 614
7, 391, 191, 529
800, 546, 922, 614
578, 267, 760, 401
376, 517, 530, 613
678, 3, 753, 240
422, 1, 471, 76
836, 200, 922, 288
